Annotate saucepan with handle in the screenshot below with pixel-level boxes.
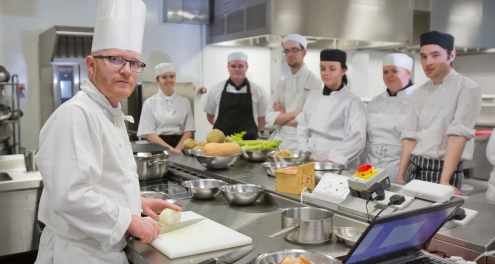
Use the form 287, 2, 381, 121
266, 207, 334, 244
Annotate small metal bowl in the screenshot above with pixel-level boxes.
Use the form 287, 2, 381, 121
261, 162, 302, 177
181, 179, 227, 199
333, 227, 365, 247
314, 162, 347, 184
221, 184, 265, 205
267, 150, 311, 162
241, 149, 277, 162
182, 149, 196, 156
193, 150, 241, 169
255, 249, 341, 264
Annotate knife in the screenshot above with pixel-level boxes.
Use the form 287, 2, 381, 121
197, 243, 258, 264
126, 218, 205, 243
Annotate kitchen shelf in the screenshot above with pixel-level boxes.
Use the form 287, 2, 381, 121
0, 74, 22, 154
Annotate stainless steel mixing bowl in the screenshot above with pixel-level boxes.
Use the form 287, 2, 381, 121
194, 150, 241, 169
267, 150, 311, 162
313, 162, 347, 183
255, 249, 341, 264
241, 149, 277, 162
221, 184, 265, 205
181, 179, 227, 199
261, 162, 302, 176
333, 227, 365, 247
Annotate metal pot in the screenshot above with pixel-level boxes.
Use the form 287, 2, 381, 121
267, 207, 334, 244
134, 151, 169, 181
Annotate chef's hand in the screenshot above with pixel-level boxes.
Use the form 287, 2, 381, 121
141, 197, 182, 222
127, 215, 161, 244
441, 182, 462, 195
169, 148, 183, 155
273, 102, 285, 113
397, 178, 406, 185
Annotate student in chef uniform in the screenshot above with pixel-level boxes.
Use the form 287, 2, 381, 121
397, 31, 482, 195
204, 52, 269, 139
34, 1, 181, 263
137, 63, 195, 155
358, 53, 416, 182
297, 49, 366, 169
265, 34, 323, 149
486, 130, 495, 201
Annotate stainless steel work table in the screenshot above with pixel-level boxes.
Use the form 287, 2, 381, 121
138, 153, 495, 264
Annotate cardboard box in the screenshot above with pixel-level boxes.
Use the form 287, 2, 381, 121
274, 163, 315, 194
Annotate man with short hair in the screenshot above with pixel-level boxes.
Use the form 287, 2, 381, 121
266, 34, 322, 149
34, 1, 180, 263
204, 51, 269, 140
397, 30, 482, 194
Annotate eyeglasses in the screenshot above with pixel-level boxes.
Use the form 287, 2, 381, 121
282, 48, 303, 55
93, 56, 146, 73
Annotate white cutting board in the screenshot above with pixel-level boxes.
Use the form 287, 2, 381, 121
150, 211, 252, 259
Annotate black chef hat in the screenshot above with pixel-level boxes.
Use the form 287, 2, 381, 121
320, 49, 347, 65
420, 30, 454, 50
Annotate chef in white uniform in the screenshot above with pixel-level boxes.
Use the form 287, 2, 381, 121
34, 1, 181, 263
137, 63, 195, 154
486, 130, 495, 201
265, 34, 322, 149
204, 52, 269, 139
358, 53, 416, 182
297, 49, 366, 168
397, 31, 481, 195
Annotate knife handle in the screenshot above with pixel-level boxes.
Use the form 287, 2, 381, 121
197, 258, 217, 264
125, 234, 139, 243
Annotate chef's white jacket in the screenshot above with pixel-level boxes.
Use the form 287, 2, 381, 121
137, 89, 195, 137
297, 86, 366, 166
34, 78, 141, 264
358, 85, 416, 182
401, 69, 481, 161
486, 129, 495, 200
265, 64, 323, 150
203, 79, 269, 125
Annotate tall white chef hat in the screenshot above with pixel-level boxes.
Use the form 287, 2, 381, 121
383, 53, 413, 71
282, 34, 308, 49
228, 51, 248, 63
91, 0, 147, 54
155, 63, 176, 76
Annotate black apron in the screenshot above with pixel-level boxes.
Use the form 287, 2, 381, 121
159, 134, 182, 148
213, 79, 258, 140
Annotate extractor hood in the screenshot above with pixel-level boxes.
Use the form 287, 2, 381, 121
206, 0, 495, 54
207, 0, 414, 50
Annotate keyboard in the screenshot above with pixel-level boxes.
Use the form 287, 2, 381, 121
404, 256, 449, 264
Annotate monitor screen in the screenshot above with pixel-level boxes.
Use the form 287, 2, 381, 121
344, 206, 456, 264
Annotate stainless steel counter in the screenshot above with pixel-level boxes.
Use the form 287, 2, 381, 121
143, 153, 495, 263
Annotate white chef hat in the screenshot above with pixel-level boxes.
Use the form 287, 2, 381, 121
155, 63, 175, 76
91, 0, 147, 54
383, 53, 413, 71
282, 34, 308, 49
228, 52, 248, 63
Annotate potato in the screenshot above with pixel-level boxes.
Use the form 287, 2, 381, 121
159, 208, 181, 226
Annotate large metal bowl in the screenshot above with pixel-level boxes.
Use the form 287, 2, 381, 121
182, 149, 196, 156
181, 179, 227, 199
241, 149, 277, 162
333, 227, 365, 247
193, 150, 241, 169
267, 150, 311, 162
261, 162, 302, 177
220, 184, 265, 205
314, 162, 347, 184
255, 249, 342, 264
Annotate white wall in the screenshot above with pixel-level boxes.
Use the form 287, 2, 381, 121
0, 0, 202, 150
454, 53, 495, 95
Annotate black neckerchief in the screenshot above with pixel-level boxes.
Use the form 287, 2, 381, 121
386, 80, 414, 97
227, 78, 249, 91
323, 82, 344, 96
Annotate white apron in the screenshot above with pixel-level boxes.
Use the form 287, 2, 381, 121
486, 129, 495, 201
